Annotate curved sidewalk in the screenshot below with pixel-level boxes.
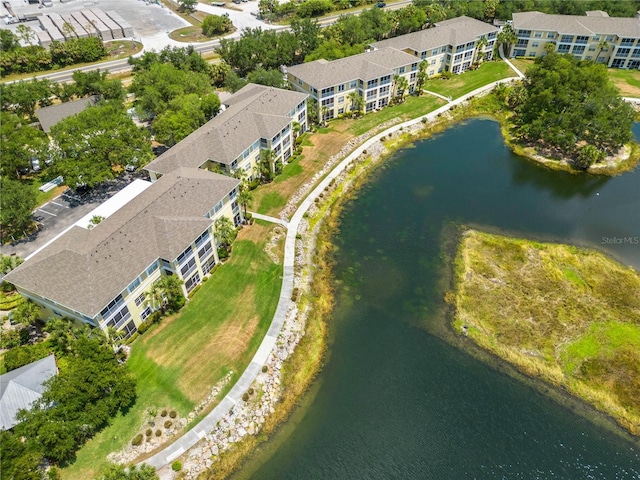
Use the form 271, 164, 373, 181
141, 75, 522, 470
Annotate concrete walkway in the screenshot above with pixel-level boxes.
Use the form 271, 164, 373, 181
140, 74, 523, 471
249, 212, 289, 229
423, 89, 452, 103
499, 44, 526, 78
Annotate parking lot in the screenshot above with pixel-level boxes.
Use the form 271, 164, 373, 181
0, 172, 148, 260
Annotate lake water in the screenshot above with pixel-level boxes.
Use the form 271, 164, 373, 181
237, 119, 640, 479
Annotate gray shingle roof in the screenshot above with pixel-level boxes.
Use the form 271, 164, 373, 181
144, 84, 307, 175
512, 11, 640, 37
36, 96, 100, 133
371, 16, 499, 54
286, 47, 419, 90
5, 168, 239, 317
0, 355, 57, 430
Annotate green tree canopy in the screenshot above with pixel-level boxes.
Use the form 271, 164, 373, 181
129, 63, 212, 119
95, 464, 158, 480
202, 14, 233, 37
152, 93, 220, 146
510, 50, 635, 167
0, 111, 48, 178
0, 177, 37, 242
49, 103, 153, 188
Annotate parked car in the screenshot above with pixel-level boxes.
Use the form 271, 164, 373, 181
376, 1, 386, 7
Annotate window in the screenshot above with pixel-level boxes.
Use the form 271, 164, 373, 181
380, 75, 391, 85
338, 84, 345, 92
518, 30, 531, 37
454, 53, 463, 62
531, 42, 539, 48
195, 230, 210, 248
411, 63, 418, 71
202, 256, 216, 275
616, 48, 631, 57
533, 32, 542, 38
198, 241, 213, 261
516, 39, 529, 47
529, 51, 536, 57
180, 257, 197, 277
380, 85, 389, 95
122, 321, 136, 337
104, 305, 131, 329
338, 96, 344, 103
135, 293, 146, 307
546, 32, 555, 39
349, 80, 357, 88
430, 59, 436, 65
297, 78, 303, 85
611, 58, 625, 68
632, 48, 640, 58
213, 200, 223, 214
575, 35, 588, 44
140, 307, 152, 321
557, 44, 570, 53
431, 48, 438, 55
338, 107, 344, 114
452, 64, 461, 74
100, 295, 124, 319
572, 45, 585, 54
321, 97, 334, 106
176, 246, 193, 265
366, 90, 376, 99
429, 70, 434, 76
621, 38, 635, 46
377, 98, 388, 109
185, 272, 200, 293
421, 52, 426, 59
560, 35, 573, 43
513, 49, 526, 57
367, 79, 378, 88
398, 66, 405, 73
146, 261, 158, 276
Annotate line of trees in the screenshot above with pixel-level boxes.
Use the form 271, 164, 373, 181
0, 28, 107, 77
504, 47, 635, 170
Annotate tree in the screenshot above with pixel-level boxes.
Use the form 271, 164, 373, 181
497, 23, 517, 57
129, 63, 212, 119
16, 25, 36, 46
152, 94, 208, 146
290, 18, 320, 61
145, 274, 184, 314
415, 60, 428, 94
12, 300, 41, 326
246, 67, 287, 88
595, 39, 609, 63
238, 188, 252, 219
0, 111, 48, 178
1, 79, 55, 121
510, 50, 634, 166
258, 149, 275, 181
347, 91, 364, 117
0, 29, 20, 51
0, 177, 37, 242
178, 0, 197, 12
1, 254, 23, 274
214, 216, 235, 248
202, 14, 233, 37
392, 74, 409, 103
96, 464, 158, 480
49, 103, 153, 188
474, 36, 489, 65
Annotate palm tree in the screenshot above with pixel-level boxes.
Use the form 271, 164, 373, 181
497, 24, 517, 57
474, 36, 489, 65
347, 91, 364, 117
292, 121, 301, 142
12, 300, 40, 326
393, 75, 409, 103
415, 60, 428, 95
238, 188, 252, 219
258, 149, 274, 181
595, 40, 609, 63
214, 216, 235, 248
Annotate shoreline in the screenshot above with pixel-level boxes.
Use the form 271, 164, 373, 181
147, 83, 638, 477
452, 229, 640, 438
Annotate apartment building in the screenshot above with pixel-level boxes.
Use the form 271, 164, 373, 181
371, 16, 500, 76
5, 168, 241, 337
287, 47, 420, 119
511, 11, 640, 69
144, 83, 309, 183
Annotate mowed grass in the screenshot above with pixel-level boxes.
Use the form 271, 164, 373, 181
424, 61, 515, 99
61, 223, 281, 480
454, 229, 640, 434
607, 68, 640, 97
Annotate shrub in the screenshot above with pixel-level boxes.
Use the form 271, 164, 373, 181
296, 233, 302, 240
164, 420, 173, 428
202, 276, 208, 282
155, 430, 162, 437
218, 247, 229, 260
169, 410, 177, 418
161, 409, 167, 417
146, 428, 152, 436
248, 387, 254, 395
188, 283, 202, 299
291, 287, 299, 302
0, 327, 29, 349
262, 365, 268, 373
137, 321, 152, 335
131, 434, 143, 446
171, 461, 183, 472
242, 393, 249, 402
201, 14, 232, 37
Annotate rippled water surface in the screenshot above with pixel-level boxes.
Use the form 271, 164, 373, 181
240, 119, 640, 479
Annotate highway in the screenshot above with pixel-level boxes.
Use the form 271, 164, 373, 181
20, 0, 413, 84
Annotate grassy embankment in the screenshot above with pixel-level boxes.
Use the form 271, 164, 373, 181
61, 60, 521, 479
453, 229, 640, 435
61, 223, 282, 480
424, 60, 515, 99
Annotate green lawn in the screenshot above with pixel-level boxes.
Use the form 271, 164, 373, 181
349, 95, 445, 136
256, 191, 286, 214
424, 61, 515, 99
61, 225, 281, 480
275, 160, 304, 184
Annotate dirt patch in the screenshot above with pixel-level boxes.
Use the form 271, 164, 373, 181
611, 79, 640, 98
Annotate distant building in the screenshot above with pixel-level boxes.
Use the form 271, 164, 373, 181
36, 95, 99, 134
511, 11, 640, 69
0, 355, 57, 430
371, 16, 500, 75
287, 16, 499, 120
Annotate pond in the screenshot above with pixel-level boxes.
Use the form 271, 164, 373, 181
236, 119, 640, 479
